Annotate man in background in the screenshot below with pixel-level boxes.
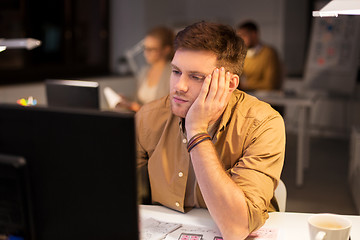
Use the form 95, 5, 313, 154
236, 20, 283, 91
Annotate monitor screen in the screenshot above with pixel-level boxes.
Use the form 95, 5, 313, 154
0, 104, 138, 240
45, 79, 100, 110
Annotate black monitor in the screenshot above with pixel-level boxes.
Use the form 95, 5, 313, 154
0, 104, 138, 240
45, 79, 100, 110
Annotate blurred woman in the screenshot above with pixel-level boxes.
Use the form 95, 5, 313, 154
118, 26, 175, 112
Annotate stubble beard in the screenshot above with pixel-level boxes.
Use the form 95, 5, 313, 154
170, 92, 190, 119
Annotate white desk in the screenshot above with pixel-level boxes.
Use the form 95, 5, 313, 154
140, 205, 360, 240
252, 91, 314, 186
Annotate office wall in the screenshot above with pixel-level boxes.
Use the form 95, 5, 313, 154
110, 0, 145, 74
283, 1, 310, 75
110, 0, 310, 76
110, 0, 312, 75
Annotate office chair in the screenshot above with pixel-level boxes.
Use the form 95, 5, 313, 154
274, 179, 287, 212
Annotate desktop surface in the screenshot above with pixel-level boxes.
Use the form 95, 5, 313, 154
140, 205, 360, 240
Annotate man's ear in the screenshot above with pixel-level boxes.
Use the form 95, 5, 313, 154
229, 74, 239, 92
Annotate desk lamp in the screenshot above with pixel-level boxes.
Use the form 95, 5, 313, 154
313, 0, 360, 17
0, 38, 41, 52
124, 39, 144, 78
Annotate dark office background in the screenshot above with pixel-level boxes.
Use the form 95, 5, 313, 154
0, 0, 109, 84
0, 0, 330, 85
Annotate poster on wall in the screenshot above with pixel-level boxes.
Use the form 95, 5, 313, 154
304, 15, 360, 96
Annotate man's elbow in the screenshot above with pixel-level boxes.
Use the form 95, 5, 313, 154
221, 224, 250, 240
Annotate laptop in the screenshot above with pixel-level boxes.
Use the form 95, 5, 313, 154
45, 79, 100, 110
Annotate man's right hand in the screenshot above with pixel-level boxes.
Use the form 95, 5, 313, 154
185, 67, 232, 139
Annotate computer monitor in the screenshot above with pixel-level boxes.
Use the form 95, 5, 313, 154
45, 79, 100, 110
0, 104, 138, 240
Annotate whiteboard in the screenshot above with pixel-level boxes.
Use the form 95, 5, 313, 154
304, 15, 360, 96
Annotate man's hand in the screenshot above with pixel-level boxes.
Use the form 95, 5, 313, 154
185, 67, 232, 138
114, 94, 141, 112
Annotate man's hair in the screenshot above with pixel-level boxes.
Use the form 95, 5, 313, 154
174, 21, 247, 76
237, 21, 258, 32
147, 26, 175, 60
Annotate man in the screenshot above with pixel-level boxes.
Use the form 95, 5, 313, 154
136, 21, 285, 240
236, 21, 283, 91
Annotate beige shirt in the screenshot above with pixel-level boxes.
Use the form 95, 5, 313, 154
136, 89, 286, 232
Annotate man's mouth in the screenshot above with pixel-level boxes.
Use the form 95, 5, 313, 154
172, 96, 188, 104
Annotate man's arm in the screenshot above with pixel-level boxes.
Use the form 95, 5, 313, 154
189, 140, 250, 240
185, 67, 250, 240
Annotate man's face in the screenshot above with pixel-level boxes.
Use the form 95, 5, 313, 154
236, 28, 257, 48
170, 49, 217, 118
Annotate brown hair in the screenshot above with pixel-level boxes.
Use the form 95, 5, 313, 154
147, 26, 175, 60
174, 21, 247, 76
237, 21, 258, 32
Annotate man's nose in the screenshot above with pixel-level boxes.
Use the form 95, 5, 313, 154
174, 75, 189, 92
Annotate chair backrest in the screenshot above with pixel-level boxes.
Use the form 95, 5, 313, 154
274, 179, 287, 212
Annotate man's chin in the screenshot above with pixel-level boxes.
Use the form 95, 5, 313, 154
170, 104, 187, 118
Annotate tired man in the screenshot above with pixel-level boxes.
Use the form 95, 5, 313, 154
136, 21, 285, 240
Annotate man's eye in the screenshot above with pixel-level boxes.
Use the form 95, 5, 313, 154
172, 70, 181, 75
191, 75, 205, 81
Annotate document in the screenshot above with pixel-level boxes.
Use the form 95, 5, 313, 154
140, 218, 280, 240
165, 224, 222, 240
140, 218, 181, 240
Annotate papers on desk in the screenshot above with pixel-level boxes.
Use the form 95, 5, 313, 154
140, 218, 181, 240
104, 86, 122, 109
247, 228, 280, 240
166, 223, 222, 240
140, 218, 281, 240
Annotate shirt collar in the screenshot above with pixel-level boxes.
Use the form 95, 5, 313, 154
246, 43, 263, 57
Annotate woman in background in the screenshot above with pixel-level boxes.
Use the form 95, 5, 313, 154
118, 26, 175, 112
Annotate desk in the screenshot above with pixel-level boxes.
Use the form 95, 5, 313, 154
140, 205, 360, 240
252, 91, 314, 186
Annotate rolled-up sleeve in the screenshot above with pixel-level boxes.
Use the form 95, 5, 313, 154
230, 114, 286, 232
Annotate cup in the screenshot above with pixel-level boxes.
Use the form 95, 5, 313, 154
308, 213, 352, 240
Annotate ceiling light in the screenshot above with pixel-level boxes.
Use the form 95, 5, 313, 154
313, 0, 360, 17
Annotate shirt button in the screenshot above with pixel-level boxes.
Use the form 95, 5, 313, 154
182, 138, 187, 144
175, 202, 180, 207
178, 172, 184, 177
